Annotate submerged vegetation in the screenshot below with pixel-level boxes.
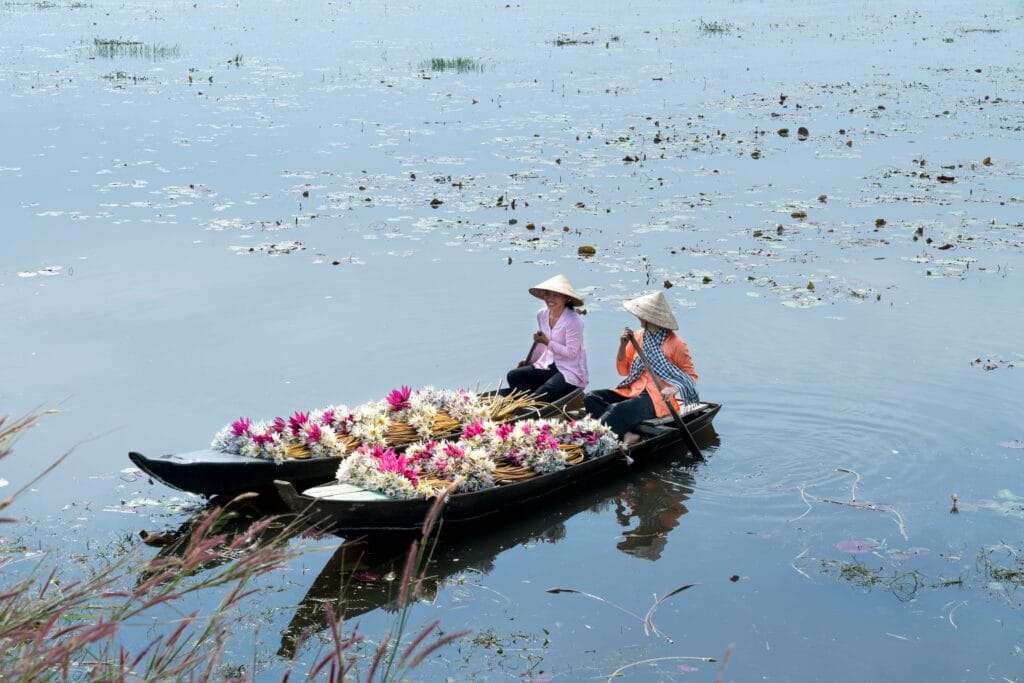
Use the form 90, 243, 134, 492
419, 57, 483, 73
553, 36, 593, 46
978, 546, 1024, 597
100, 70, 147, 83
698, 18, 735, 34
819, 559, 929, 601
93, 38, 180, 60
3, 1, 89, 7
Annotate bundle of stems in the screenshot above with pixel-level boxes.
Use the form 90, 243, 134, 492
385, 414, 462, 446
562, 443, 586, 465
492, 444, 585, 483
284, 435, 361, 460
285, 443, 312, 459
493, 464, 536, 482
480, 390, 549, 422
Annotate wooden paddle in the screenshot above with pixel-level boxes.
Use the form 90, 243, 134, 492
625, 329, 703, 460
522, 341, 538, 366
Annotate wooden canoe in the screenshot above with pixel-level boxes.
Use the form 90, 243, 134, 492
274, 401, 721, 533
128, 388, 584, 498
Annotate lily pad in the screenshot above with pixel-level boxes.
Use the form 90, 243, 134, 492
836, 539, 875, 554
781, 297, 824, 308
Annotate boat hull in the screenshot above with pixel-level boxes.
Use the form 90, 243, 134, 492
129, 450, 342, 497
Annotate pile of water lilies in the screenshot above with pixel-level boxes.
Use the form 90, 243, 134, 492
211, 385, 621, 498
211, 386, 543, 462
336, 416, 619, 498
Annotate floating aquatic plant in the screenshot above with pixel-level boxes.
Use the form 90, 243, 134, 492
978, 546, 1024, 589
698, 19, 735, 34
93, 38, 180, 60
819, 558, 925, 601
419, 57, 483, 73
552, 35, 595, 46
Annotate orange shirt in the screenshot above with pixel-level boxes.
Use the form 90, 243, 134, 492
613, 331, 698, 418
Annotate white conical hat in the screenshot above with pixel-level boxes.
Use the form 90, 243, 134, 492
623, 291, 678, 330
529, 274, 584, 307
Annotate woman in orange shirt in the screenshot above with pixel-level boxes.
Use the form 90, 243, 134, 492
584, 291, 699, 445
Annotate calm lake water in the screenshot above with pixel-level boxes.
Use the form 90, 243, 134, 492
2, 0, 1023, 679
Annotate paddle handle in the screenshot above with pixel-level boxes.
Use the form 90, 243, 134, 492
625, 331, 704, 460
523, 341, 538, 366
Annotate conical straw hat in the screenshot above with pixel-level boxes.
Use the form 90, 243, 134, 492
623, 291, 678, 330
529, 274, 584, 307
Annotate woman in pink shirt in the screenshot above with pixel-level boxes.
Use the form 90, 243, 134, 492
505, 274, 589, 402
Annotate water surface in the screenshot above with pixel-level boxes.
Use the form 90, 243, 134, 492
2, 0, 1023, 680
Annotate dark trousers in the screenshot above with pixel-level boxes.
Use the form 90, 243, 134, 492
505, 365, 577, 403
584, 389, 656, 438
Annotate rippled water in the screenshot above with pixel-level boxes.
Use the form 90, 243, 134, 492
2, 0, 1023, 679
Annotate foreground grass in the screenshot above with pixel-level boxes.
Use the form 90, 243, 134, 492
0, 410, 466, 680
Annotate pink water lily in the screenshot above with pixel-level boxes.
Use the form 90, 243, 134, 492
410, 441, 438, 458
320, 409, 335, 425
462, 419, 485, 439
375, 447, 419, 485
333, 412, 355, 435
271, 416, 287, 434
230, 417, 252, 437
253, 432, 275, 447
386, 385, 412, 412
288, 411, 309, 437
302, 422, 323, 444
358, 444, 385, 459
535, 433, 560, 451
835, 539, 875, 554
495, 423, 515, 441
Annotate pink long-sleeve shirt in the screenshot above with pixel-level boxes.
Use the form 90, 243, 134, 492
528, 307, 589, 388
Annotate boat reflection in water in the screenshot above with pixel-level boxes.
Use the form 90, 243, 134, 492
134, 494, 313, 589
614, 476, 692, 561
279, 425, 720, 657
611, 426, 716, 560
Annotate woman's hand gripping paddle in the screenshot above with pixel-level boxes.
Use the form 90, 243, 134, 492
625, 330, 703, 460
